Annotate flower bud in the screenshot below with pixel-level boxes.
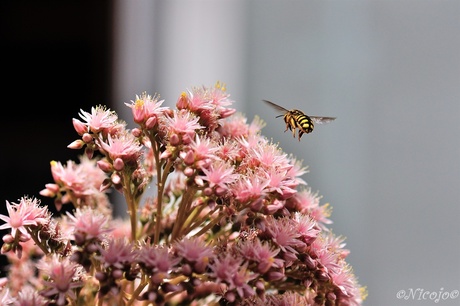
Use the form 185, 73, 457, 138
67, 139, 85, 149
2, 234, 14, 244
113, 158, 125, 171
146, 116, 158, 129
82, 133, 93, 143
170, 134, 181, 146
132, 128, 143, 137
184, 167, 194, 177
97, 160, 113, 172
72, 118, 88, 135
1, 243, 12, 254
176, 92, 188, 109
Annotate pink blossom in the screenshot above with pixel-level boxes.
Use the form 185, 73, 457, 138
125, 92, 169, 126
264, 216, 306, 262
293, 213, 320, 244
200, 160, 238, 190
177, 83, 236, 132
66, 208, 111, 242
231, 173, 270, 204
263, 168, 297, 198
98, 132, 143, 164
38, 255, 83, 306
77, 105, 118, 134
215, 139, 242, 162
0, 83, 366, 305
173, 237, 214, 274
98, 237, 137, 269
209, 253, 242, 285
49, 160, 87, 195
187, 135, 219, 162
0, 197, 49, 240
163, 110, 203, 145
287, 188, 333, 227
136, 244, 179, 279
238, 239, 282, 274
218, 113, 250, 138
13, 285, 46, 305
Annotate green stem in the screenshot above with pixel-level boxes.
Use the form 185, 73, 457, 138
182, 204, 215, 236
154, 159, 173, 245
122, 173, 138, 242
170, 185, 196, 242
192, 210, 224, 238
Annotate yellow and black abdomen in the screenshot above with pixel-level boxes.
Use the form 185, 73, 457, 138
287, 109, 314, 134
294, 112, 314, 134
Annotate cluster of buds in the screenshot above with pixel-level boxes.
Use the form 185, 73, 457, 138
0, 82, 366, 305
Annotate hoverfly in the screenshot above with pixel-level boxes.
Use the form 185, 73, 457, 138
263, 100, 336, 141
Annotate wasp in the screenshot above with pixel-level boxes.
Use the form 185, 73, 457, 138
263, 100, 336, 141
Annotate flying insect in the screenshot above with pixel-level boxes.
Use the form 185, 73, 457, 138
263, 100, 336, 141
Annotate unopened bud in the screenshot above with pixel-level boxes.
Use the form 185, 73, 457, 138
67, 139, 85, 149
72, 118, 88, 135
113, 158, 125, 171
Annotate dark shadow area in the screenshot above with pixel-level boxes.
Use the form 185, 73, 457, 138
0, 1, 113, 276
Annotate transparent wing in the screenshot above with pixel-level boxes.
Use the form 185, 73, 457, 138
262, 100, 290, 113
310, 116, 337, 124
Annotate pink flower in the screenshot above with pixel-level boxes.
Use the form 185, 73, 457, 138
238, 239, 282, 274
249, 142, 291, 171
66, 208, 111, 242
173, 237, 214, 274
231, 172, 270, 204
200, 160, 238, 191
125, 92, 169, 127
209, 253, 256, 300
136, 244, 179, 282
263, 168, 297, 198
0, 287, 15, 305
293, 213, 320, 244
77, 105, 118, 134
98, 237, 137, 270
218, 113, 250, 138
330, 266, 364, 305
13, 285, 46, 305
38, 255, 83, 306
286, 155, 308, 183
186, 135, 219, 162
264, 216, 306, 262
287, 188, 333, 227
98, 132, 143, 165
48, 160, 89, 198
209, 253, 242, 285
215, 139, 242, 162
0, 197, 49, 240
177, 83, 236, 132
163, 110, 203, 145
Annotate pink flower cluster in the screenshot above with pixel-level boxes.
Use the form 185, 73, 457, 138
0, 83, 367, 305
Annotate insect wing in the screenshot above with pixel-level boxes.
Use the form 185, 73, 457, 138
310, 116, 336, 125
262, 100, 290, 113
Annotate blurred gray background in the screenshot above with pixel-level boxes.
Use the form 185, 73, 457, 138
112, 1, 460, 305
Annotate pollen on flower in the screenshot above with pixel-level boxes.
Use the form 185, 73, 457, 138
135, 98, 144, 108
215, 80, 226, 91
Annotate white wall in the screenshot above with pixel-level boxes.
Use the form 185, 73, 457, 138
113, 1, 460, 305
